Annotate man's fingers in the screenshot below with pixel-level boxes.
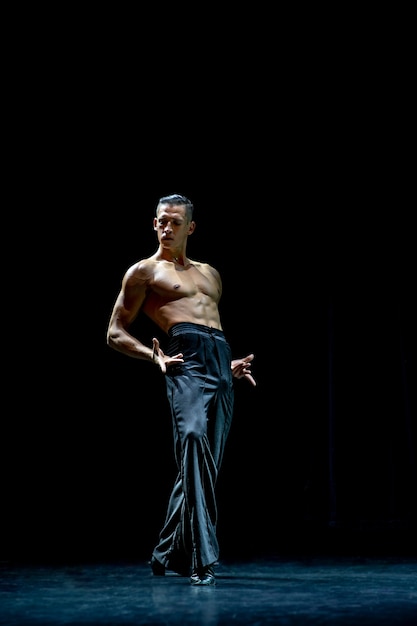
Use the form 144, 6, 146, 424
247, 374, 257, 387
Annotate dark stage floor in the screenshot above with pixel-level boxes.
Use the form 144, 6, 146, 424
1, 555, 416, 625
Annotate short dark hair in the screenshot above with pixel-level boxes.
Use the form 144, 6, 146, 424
157, 194, 194, 221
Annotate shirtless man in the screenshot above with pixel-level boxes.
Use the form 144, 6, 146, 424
106, 194, 256, 585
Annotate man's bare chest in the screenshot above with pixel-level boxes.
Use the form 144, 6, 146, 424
151, 264, 218, 300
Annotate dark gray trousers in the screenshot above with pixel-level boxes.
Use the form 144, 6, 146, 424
152, 322, 234, 574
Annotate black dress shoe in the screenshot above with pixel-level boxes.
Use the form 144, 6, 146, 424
149, 556, 165, 576
190, 566, 216, 586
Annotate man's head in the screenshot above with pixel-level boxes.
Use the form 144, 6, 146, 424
154, 194, 196, 250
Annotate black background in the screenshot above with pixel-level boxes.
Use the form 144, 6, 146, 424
3, 20, 416, 565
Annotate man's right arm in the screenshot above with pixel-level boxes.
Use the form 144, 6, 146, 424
106, 263, 156, 363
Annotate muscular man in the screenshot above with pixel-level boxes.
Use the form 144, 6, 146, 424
106, 194, 256, 585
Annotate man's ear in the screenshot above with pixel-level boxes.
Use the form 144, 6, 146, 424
153, 217, 158, 231
188, 220, 196, 234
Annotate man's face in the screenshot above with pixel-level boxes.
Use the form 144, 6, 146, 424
154, 204, 195, 248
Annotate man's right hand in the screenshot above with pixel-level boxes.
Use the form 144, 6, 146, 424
152, 337, 184, 374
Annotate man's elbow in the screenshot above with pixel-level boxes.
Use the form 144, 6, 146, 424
106, 328, 118, 349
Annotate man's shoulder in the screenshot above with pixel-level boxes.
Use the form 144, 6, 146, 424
189, 258, 213, 270
125, 256, 158, 280
190, 259, 221, 282
130, 253, 160, 268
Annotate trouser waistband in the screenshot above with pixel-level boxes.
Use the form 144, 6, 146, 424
168, 322, 225, 339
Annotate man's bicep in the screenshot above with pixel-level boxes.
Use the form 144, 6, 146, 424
118, 276, 148, 324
